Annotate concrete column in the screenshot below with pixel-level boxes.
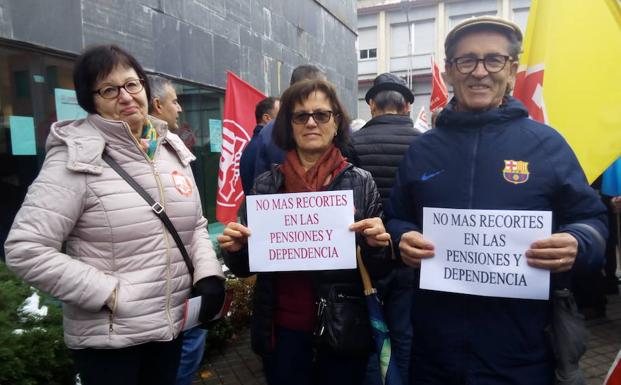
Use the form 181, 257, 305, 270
499, 0, 511, 18
436, 1, 446, 63
377, 10, 388, 74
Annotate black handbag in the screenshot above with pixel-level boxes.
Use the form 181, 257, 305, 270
102, 151, 219, 325
314, 283, 374, 355
545, 288, 588, 385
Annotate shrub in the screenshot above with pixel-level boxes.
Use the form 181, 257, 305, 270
0, 262, 76, 385
204, 276, 254, 356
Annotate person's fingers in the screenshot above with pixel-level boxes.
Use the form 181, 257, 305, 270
399, 231, 435, 267
374, 232, 391, 241
402, 231, 435, 250
529, 233, 577, 250
349, 218, 382, 232
221, 223, 251, 240
526, 255, 575, 273
363, 225, 385, 237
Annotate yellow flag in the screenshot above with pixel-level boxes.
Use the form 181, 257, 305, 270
514, 0, 621, 183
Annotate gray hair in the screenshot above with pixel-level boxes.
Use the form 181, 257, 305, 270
373, 90, 408, 113
148, 75, 174, 103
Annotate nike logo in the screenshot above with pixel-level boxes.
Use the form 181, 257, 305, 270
421, 170, 444, 181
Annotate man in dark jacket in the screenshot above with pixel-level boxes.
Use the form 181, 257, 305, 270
387, 16, 608, 385
240, 96, 280, 195
349, 73, 419, 385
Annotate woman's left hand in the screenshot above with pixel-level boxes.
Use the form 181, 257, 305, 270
349, 217, 391, 247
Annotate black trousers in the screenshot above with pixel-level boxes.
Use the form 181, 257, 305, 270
71, 336, 183, 385
263, 326, 368, 385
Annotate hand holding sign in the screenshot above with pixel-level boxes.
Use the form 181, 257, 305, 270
399, 231, 435, 267
349, 217, 390, 247
526, 232, 578, 273
218, 222, 251, 253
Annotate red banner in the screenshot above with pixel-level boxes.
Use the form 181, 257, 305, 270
430, 57, 449, 112
605, 349, 621, 385
216, 72, 266, 224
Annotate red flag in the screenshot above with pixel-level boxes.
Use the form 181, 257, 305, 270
605, 349, 621, 385
430, 57, 449, 111
216, 72, 265, 224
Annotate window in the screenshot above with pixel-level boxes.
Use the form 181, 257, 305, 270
390, 20, 435, 58
413, 20, 434, 54
0, 44, 226, 257
449, 12, 497, 29
359, 48, 377, 60
358, 27, 377, 61
391, 23, 411, 58
174, 83, 224, 223
512, 7, 530, 36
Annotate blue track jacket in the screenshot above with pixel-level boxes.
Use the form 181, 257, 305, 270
386, 97, 608, 385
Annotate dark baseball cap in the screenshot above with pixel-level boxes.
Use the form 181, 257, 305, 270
365, 73, 415, 104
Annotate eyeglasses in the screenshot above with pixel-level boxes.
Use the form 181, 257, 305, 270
449, 54, 512, 74
93, 79, 145, 99
291, 110, 335, 125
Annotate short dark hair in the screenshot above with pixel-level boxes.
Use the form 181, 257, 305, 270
372, 90, 408, 114
272, 79, 350, 152
445, 24, 521, 61
255, 97, 279, 124
290, 64, 326, 85
73, 44, 151, 114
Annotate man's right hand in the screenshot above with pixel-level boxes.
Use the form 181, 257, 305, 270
399, 231, 435, 267
217, 222, 251, 252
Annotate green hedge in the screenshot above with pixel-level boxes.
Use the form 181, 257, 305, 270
0, 262, 75, 385
204, 277, 254, 355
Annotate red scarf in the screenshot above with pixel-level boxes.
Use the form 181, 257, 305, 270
273, 145, 347, 332
280, 145, 347, 193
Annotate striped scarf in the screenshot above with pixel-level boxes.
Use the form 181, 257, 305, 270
139, 118, 158, 159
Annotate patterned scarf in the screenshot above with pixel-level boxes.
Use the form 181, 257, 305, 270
139, 118, 158, 159
280, 145, 347, 193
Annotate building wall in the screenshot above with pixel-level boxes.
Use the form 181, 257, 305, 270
0, 0, 358, 113
356, 0, 530, 121
0, 0, 358, 257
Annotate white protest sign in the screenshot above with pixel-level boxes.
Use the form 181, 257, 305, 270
246, 190, 356, 272
421, 207, 551, 300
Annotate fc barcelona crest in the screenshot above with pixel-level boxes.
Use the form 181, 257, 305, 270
503, 160, 529, 184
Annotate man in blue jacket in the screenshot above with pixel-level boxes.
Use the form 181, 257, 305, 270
239, 96, 280, 195
386, 16, 608, 385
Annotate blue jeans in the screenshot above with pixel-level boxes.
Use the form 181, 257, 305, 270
175, 327, 207, 385
363, 267, 414, 385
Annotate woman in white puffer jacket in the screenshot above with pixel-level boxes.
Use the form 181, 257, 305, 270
4, 44, 224, 385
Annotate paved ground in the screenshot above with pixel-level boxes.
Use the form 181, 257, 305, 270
193, 289, 621, 385
582, 290, 621, 384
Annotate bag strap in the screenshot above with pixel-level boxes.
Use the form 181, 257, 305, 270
102, 151, 195, 276
356, 247, 376, 295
